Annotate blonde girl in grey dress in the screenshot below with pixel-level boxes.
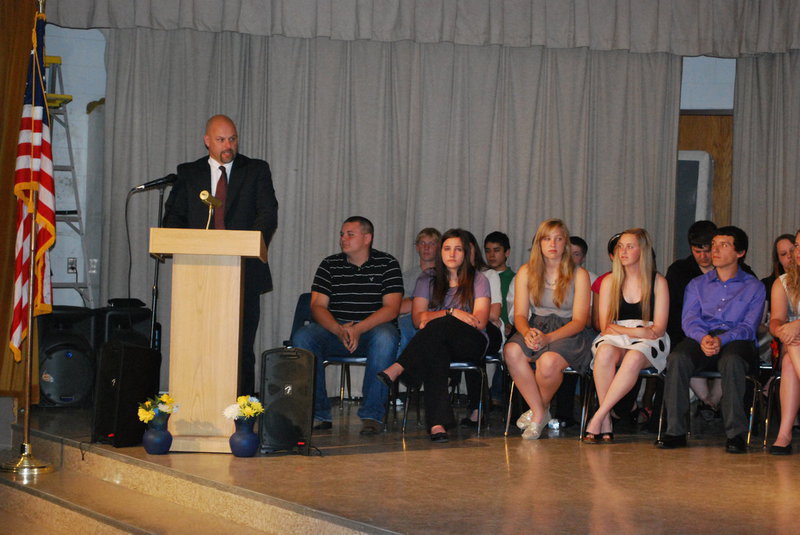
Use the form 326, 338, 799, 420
504, 219, 593, 440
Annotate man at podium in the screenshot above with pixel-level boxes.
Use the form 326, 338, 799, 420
293, 216, 403, 435
163, 115, 278, 396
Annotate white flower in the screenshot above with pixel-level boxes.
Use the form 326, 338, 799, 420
223, 404, 241, 420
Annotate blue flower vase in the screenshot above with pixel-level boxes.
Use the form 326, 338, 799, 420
229, 418, 259, 457
142, 412, 172, 455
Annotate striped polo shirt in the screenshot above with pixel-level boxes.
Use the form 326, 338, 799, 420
311, 249, 404, 323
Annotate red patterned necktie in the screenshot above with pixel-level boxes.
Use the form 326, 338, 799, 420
214, 165, 227, 230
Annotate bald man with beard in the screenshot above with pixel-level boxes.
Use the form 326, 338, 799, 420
163, 115, 278, 396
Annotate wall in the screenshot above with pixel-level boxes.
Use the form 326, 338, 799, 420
46, 25, 106, 308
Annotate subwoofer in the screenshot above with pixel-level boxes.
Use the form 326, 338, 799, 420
259, 347, 315, 455
91, 339, 161, 447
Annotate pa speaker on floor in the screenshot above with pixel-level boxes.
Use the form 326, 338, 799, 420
95, 298, 152, 348
37, 306, 96, 407
260, 347, 315, 455
92, 339, 161, 447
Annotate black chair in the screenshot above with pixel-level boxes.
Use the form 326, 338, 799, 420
288, 292, 368, 408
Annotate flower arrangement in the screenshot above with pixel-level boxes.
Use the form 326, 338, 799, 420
138, 393, 178, 424
223, 395, 265, 420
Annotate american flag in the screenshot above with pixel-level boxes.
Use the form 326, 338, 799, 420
9, 12, 55, 362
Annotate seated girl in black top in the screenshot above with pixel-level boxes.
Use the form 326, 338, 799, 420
583, 228, 670, 442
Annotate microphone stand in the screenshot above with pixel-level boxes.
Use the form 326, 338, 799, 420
149, 186, 166, 350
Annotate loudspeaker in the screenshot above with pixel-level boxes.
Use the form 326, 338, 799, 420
37, 306, 97, 407
260, 347, 315, 455
92, 339, 161, 447
95, 299, 152, 349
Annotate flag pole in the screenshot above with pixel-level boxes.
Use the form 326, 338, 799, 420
1, 190, 54, 475
0, 0, 54, 477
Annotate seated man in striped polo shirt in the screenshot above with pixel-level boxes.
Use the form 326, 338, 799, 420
293, 216, 403, 435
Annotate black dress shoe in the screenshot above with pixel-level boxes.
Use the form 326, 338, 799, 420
656, 434, 687, 449
430, 431, 449, 443
725, 434, 747, 454
459, 417, 484, 429
769, 443, 793, 456
313, 421, 332, 430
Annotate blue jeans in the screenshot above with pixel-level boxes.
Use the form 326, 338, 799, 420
292, 321, 399, 423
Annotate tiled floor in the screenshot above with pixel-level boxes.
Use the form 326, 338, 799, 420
16, 402, 800, 534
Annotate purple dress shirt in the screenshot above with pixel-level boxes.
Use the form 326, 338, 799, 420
681, 267, 766, 346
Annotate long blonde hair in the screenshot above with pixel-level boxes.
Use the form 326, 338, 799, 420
526, 219, 574, 308
785, 230, 800, 310
606, 228, 655, 323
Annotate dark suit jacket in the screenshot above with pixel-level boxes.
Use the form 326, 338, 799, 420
163, 154, 278, 293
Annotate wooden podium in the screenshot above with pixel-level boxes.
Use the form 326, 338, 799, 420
149, 228, 267, 452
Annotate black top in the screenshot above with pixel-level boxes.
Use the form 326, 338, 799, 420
665, 256, 703, 345
618, 272, 656, 321
311, 250, 403, 323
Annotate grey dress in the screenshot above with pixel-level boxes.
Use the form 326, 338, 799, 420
506, 278, 593, 373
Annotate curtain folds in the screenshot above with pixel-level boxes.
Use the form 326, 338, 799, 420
48, 0, 800, 57
103, 28, 680, 351
733, 50, 800, 277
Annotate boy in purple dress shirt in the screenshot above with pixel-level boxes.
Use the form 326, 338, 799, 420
658, 226, 766, 453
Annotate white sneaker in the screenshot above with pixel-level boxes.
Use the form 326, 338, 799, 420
522, 408, 551, 440
522, 420, 544, 440
516, 409, 533, 430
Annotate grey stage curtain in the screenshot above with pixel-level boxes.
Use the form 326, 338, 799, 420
733, 50, 800, 278
102, 28, 680, 357
50, 0, 800, 57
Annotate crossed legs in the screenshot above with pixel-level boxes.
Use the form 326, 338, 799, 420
585, 344, 649, 437
504, 341, 568, 429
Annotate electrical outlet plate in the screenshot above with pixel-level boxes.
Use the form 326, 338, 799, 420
67, 257, 78, 273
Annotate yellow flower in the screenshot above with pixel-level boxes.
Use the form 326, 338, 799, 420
242, 406, 256, 418
159, 393, 175, 405
236, 395, 249, 405
138, 407, 154, 423
251, 401, 264, 414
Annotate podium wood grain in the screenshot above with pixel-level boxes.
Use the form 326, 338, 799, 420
149, 228, 266, 453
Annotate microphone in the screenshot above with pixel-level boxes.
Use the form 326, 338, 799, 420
199, 190, 221, 208
130, 173, 178, 192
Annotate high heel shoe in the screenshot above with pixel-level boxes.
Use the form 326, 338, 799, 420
581, 432, 601, 444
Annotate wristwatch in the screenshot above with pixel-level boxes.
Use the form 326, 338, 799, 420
446, 308, 453, 316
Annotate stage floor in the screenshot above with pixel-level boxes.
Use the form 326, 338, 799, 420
20, 401, 800, 534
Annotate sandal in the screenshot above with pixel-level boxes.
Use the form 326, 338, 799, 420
581, 432, 601, 444
600, 432, 614, 443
